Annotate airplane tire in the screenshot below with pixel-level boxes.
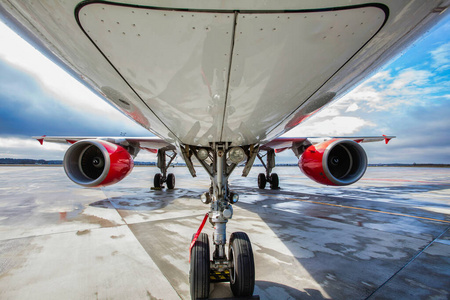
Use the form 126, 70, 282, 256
190, 233, 210, 300
167, 173, 175, 189
257, 173, 266, 189
270, 173, 279, 189
229, 232, 255, 297
154, 173, 162, 188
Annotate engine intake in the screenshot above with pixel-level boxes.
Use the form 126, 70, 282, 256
299, 139, 367, 186
64, 140, 134, 187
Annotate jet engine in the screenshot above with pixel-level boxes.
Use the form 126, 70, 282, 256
299, 139, 367, 186
63, 140, 134, 187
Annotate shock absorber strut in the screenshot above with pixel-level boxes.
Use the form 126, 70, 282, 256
210, 146, 233, 259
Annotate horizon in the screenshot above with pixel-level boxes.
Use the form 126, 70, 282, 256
1, 157, 450, 168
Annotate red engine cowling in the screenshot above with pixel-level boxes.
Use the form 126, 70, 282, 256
63, 140, 134, 187
299, 139, 367, 186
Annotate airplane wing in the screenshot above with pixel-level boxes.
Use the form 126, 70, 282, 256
33, 135, 176, 153
34, 135, 393, 154
34, 134, 394, 182
261, 135, 395, 154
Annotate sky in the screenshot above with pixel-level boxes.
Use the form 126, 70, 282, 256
0, 13, 449, 164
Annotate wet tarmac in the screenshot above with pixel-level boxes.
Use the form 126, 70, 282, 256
0, 166, 449, 299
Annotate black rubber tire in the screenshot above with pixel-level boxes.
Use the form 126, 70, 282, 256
167, 173, 175, 189
153, 173, 162, 188
229, 232, 255, 297
270, 173, 279, 189
257, 173, 266, 189
190, 233, 210, 300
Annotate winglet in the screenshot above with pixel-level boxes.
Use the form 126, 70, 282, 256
140, 147, 158, 154
275, 147, 288, 153
383, 135, 392, 144
37, 135, 46, 145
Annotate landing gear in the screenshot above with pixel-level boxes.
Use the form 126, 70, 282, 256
190, 233, 210, 300
258, 173, 266, 189
257, 149, 279, 189
183, 144, 256, 299
167, 173, 175, 189
229, 232, 255, 296
154, 173, 162, 188
269, 173, 279, 189
152, 149, 176, 189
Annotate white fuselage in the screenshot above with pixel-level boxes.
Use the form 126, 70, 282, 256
0, 0, 447, 146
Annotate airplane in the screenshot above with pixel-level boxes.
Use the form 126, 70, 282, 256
0, 1, 447, 299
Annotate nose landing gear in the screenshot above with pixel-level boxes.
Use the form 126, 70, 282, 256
190, 232, 210, 300
186, 144, 256, 299
228, 232, 255, 296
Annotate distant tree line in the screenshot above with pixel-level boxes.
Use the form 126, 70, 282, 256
0, 158, 156, 166
0, 158, 62, 165
369, 163, 450, 168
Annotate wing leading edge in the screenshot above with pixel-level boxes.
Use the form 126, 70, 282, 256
33, 135, 176, 153
34, 135, 393, 153
260, 135, 395, 154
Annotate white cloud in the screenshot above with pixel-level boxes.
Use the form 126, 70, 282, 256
284, 116, 374, 137
283, 58, 445, 140
388, 68, 431, 90
0, 136, 158, 162
335, 67, 440, 112
345, 103, 359, 112
0, 22, 124, 119
430, 42, 450, 71
365, 70, 392, 83
0, 137, 68, 159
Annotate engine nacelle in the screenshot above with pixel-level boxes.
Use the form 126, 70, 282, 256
299, 139, 367, 186
63, 140, 134, 187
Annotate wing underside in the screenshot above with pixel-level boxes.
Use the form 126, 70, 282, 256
34, 136, 175, 153
34, 135, 394, 157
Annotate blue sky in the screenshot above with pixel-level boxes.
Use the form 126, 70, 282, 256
0, 14, 449, 164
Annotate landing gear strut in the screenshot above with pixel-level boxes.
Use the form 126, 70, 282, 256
153, 149, 176, 189
184, 144, 256, 299
257, 149, 279, 189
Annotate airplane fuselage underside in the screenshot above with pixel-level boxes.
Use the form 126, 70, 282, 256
76, 2, 387, 146
1, 0, 444, 147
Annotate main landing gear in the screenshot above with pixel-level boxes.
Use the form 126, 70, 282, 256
153, 149, 177, 189
257, 149, 279, 189
184, 144, 256, 299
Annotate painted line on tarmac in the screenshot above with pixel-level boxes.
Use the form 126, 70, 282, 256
266, 195, 450, 224
365, 226, 450, 299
